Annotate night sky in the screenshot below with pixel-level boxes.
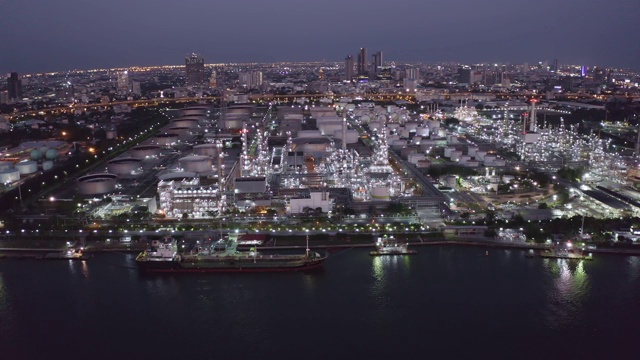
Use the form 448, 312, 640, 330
2, 0, 638, 73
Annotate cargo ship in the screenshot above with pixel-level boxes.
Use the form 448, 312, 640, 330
136, 236, 326, 273
369, 235, 417, 256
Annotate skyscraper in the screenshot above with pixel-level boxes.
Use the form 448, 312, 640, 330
116, 70, 130, 94
371, 51, 382, 75
552, 59, 559, 72
185, 54, 205, 87
357, 47, 368, 76
344, 55, 354, 81
7, 72, 22, 100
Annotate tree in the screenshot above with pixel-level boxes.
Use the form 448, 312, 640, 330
182, 213, 189, 220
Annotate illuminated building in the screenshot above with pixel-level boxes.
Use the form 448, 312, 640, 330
185, 54, 205, 87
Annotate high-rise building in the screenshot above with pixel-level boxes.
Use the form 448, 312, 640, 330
116, 71, 130, 94
185, 54, 205, 87
344, 55, 354, 81
238, 71, 263, 89
7, 72, 22, 100
405, 67, 419, 80
357, 47, 368, 76
371, 51, 383, 75
457, 66, 472, 84
552, 59, 559, 72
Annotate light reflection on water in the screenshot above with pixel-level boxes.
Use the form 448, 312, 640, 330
371, 255, 411, 306
543, 259, 590, 329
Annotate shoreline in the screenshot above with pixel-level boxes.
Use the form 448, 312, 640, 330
2, 237, 640, 258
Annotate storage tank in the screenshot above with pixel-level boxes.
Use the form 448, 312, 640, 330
0, 161, 13, 171
167, 127, 192, 138
77, 173, 118, 196
193, 144, 218, 157
444, 147, 455, 158
30, 150, 43, 160
42, 161, 54, 171
416, 127, 430, 137
371, 186, 390, 201
171, 118, 200, 128
107, 158, 142, 175
0, 168, 20, 184
130, 145, 161, 159
332, 129, 359, 144
44, 148, 58, 160
15, 161, 38, 175
154, 133, 179, 146
179, 155, 213, 173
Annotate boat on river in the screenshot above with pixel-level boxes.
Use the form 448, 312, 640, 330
136, 236, 326, 273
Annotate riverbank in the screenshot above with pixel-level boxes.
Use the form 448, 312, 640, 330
2, 234, 640, 257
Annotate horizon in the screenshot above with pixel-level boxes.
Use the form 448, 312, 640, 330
1, 0, 638, 74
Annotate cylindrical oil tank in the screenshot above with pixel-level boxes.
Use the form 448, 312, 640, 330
107, 158, 142, 175
0, 169, 20, 183
221, 118, 243, 129
416, 127, 429, 137
154, 133, 179, 146
171, 118, 200, 128
193, 144, 218, 157
130, 145, 161, 159
371, 186, 390, 201
44, 148, 58, 160
42, 161, 54, 171
77, 173, 117, 196
167, 127, 192, 138
332, 129, 359, 144
179, 155, 213, 173
30, 149, 42, 160
0, 161, 13, 171
15, 161, 38, 175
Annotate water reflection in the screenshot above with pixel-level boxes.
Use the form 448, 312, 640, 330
371, 255, 411, 298
543, 259, 590, 329
627, 257, 640, 282
0, 273, 15, 336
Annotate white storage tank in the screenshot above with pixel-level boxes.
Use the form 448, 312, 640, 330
154, 133, 179, 146
107, 158, 142, 175
77, 173, 118, 196
42, 161, 54, 171
15, 161, 38, 175
167, 127, 192, 138
416, 127, 430, 137
171, 118, 200, 128
179, 155, 213, 173
0, 161, 13, 171
371, 186, 390, 201
332, 129, 359, 144
0, 168, 20, 184
130, 145, 161, 159
444, 147, 455, 158
193, 144, 218, 157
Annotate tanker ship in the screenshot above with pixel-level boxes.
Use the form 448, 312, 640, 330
136, 236, 326, 273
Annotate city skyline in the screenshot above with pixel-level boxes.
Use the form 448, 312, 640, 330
1, 0, 639, 73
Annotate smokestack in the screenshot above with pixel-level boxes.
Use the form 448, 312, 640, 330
530, 100, 537, 132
